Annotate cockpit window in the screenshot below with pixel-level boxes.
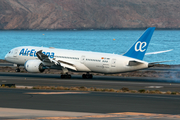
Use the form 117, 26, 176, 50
9, 51, 13, 54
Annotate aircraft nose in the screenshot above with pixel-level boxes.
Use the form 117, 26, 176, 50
5, 54, 8, 60
5, 53, 9, 61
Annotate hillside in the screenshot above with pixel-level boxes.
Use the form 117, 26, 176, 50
0, 0, 180, 30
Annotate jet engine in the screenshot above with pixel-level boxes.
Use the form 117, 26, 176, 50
24, 60, 45, 73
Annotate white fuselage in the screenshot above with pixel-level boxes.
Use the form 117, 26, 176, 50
5, 46, 149, 73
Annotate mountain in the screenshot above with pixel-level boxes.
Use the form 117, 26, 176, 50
1, 0, 180, 30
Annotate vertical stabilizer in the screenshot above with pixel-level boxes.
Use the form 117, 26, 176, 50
123, 27, 155, 60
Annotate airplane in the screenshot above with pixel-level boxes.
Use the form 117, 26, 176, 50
4, 27, 171, 79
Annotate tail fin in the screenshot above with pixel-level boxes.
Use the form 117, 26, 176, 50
123, 27, 155, 60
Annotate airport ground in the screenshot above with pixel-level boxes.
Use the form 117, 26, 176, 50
0, 60, 180, 119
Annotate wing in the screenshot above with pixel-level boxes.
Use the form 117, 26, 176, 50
36, 50, 77, 71
36, 50, 52, 63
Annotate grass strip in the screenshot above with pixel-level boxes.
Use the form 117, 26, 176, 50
0, 85, 180, 95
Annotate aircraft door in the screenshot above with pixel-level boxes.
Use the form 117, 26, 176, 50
80, 55, 86, 64
111, 59, 116, 67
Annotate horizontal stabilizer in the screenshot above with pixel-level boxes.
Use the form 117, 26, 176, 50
145, 49, 173, 55
128, 60, 144, 66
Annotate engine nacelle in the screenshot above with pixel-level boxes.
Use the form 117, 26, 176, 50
24, 60, 45, 73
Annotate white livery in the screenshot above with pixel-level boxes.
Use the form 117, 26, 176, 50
5, 27, 169, 78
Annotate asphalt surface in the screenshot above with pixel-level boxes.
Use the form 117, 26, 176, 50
1, 66, 180, 119
1, 72, 180, 92
0, 88, 180, 115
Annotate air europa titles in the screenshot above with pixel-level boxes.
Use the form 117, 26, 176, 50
19, 48, 54, 58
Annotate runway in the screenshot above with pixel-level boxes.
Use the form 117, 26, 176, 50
1, 88, 180, 114
1, 72, 180, 92
1, 72, 180, 119
0, 88, 180, 119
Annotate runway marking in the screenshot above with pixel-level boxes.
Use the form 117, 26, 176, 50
16, 85, 33, 89
25, 92, 89, 95
145, 86, 164, 88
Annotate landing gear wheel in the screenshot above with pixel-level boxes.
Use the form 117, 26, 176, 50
15, 68, 20, 72
82, 74, 86, 79
67, 74, 71, 79
61, 68, 71, 79
89, 74, 93, 79
82, 73, 93, 79
61, 75, 64, 78
15, 64, 20, 72
61, 74, 71, 79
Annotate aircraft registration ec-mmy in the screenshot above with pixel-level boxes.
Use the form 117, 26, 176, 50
5, 27, 171, 79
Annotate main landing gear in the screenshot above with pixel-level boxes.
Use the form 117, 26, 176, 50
15, 64, 20, 72
82, 72, 93, 79
60, 68, 71, 79
61, 73, 71, 79
60, 68, 93, 79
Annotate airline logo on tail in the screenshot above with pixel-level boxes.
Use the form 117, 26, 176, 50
135, 41, 147, 52
123, 27, 155, 60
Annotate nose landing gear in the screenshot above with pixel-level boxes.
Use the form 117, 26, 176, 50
15, 64, 20, 72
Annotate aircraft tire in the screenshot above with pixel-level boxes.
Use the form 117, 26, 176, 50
82, 74, 86, 79
61, 74, 71, 79
82, 74, 93, 79
15, 68, 20, 72
61, 75, 64, 79
67, 75, 71, 79
89, 74, 93, 79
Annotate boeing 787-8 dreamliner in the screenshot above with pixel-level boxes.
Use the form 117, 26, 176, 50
5, 27, 171, 79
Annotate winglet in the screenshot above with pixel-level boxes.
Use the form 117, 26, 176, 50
123, 27, 155, 60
